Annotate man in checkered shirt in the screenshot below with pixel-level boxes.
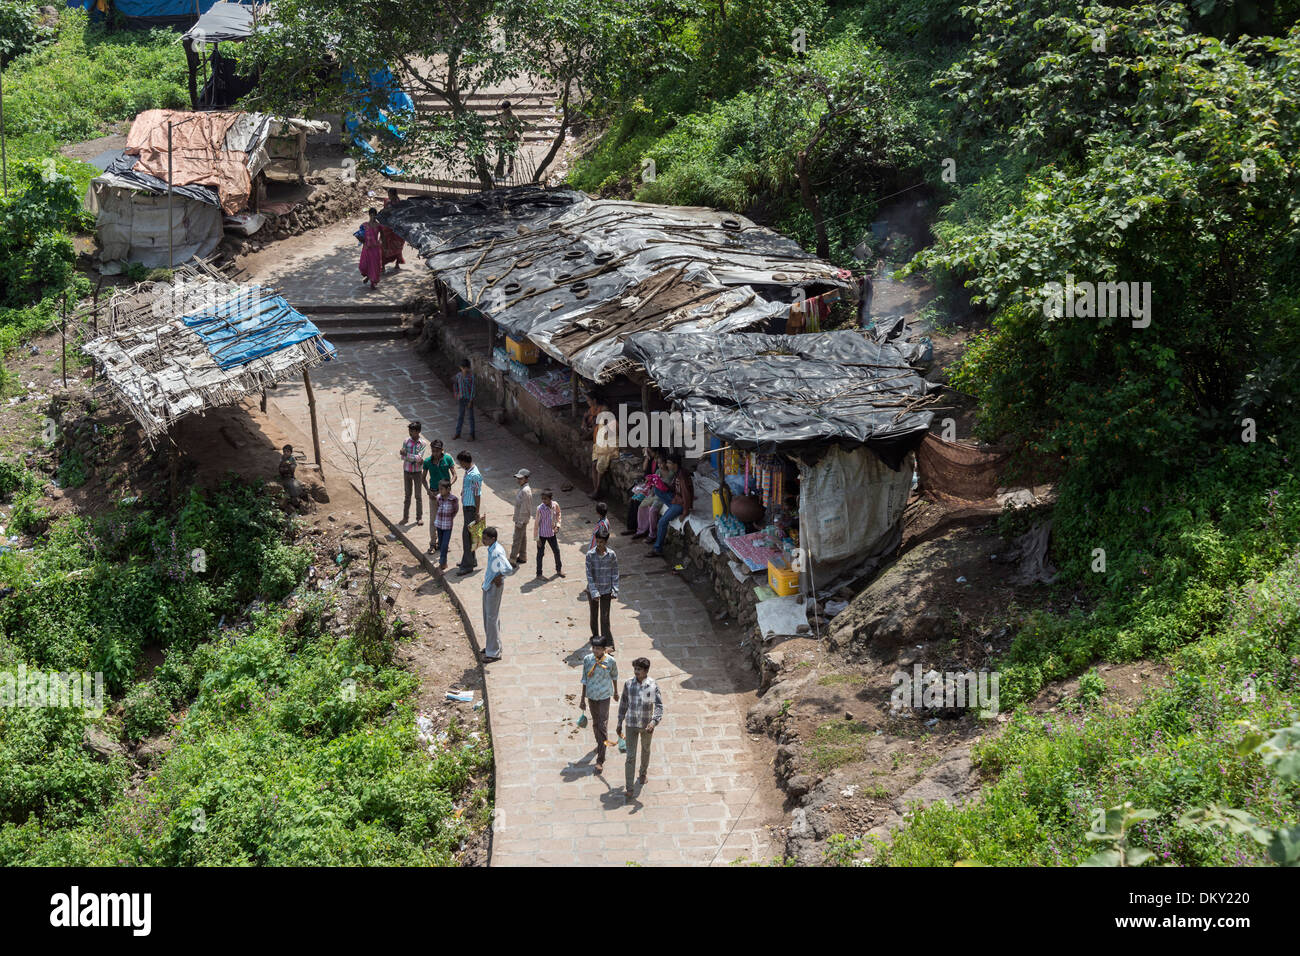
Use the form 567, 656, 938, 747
617, 657, 664, 799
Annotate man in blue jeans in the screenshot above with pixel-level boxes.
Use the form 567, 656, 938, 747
453, 359, 476, 440
648, 457, 693, 558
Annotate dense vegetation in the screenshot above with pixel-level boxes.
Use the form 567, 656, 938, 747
0, 475, 488, 864
568, 0, 1300, 865
0, 7, 189, 388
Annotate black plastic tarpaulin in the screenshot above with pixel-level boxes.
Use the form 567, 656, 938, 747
622, 330, 935, 467
182, 1, 259, 42
379, 185, 856, 344
99, 152, 222, 207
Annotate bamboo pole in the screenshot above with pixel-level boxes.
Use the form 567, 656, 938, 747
303, 369, 323, 474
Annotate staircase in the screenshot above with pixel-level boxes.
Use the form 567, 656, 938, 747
387, 84, 563, 198
300, 303, 409, 342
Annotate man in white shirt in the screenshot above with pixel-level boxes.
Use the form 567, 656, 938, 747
480, 526, 514, 662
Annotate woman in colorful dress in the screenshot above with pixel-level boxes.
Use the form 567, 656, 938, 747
380, 188, 406, 272
358, 207, 383, 289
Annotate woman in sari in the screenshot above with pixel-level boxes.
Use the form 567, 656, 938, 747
380, 188, 406, 271
358, 208, 383, 289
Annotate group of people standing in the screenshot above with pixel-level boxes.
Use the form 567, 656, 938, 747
395, 398, 667, 798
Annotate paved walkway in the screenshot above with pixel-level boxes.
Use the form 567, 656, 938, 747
256, 239, 778, 866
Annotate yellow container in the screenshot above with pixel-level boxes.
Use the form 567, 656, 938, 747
712, 490, 724, 518
768, 560, 799, 596
506, 336, 539, 364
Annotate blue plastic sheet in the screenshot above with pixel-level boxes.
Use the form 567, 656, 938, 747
181, 291, 335, 369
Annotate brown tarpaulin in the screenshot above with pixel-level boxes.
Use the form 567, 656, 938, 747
125, 109, 250, 215
915, 433, 1010, 501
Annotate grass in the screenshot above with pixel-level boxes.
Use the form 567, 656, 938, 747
1, 10, 189, 198
807, 720, 874, 770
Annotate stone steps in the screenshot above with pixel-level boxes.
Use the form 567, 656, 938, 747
306, 308, 410, 342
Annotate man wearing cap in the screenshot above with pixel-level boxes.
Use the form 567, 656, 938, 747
399, 421, 426, 526
510, 468, 533, 564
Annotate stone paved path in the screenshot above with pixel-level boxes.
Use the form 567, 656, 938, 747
256, 238, 780, 866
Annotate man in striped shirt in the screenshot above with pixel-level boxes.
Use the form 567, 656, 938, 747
399, 421, 426, 526
578, 637, 618, 773
617, 658, 664, 799
453, 359, 476, 441
534, 489, 564, 579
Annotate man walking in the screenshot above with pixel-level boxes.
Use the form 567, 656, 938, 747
585, 529, 618, 650
578, 637, 618, 774
617, 658, 664, 800
455, 451, 483, 575
480, 526, 513, 663
453, 359, 476, 441
510, 468, 533, 565
399, 421, 426, 526
534, 489, 564, 579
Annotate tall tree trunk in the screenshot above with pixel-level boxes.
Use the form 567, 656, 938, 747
443, 54, 494, 190
533, 79, 572, 183
796, 150, 829, 260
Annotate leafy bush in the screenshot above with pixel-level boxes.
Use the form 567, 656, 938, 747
122, 680, 171, 741
0, 1, 53, 67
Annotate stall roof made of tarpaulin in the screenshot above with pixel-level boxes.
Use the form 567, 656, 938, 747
622, 330, 937, 465
381, 185, 856, 349
82, 262, 336, 443
182, 0, 266, 42
545, 266, 788, 383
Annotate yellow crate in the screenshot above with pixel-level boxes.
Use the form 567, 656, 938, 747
712, 491, 724, 518
768, 560, 799, 596
506, 336, 539, 364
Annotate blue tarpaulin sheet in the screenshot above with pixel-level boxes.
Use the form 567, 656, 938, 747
181, 291, 335, 369
72, 0, 251, 20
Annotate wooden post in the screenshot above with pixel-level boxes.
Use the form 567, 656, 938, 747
259, 388, 267, 413
303, 369, 323, 474
168, 419, 180, 507
167, 120, 174, 269
640, 382, 650, 415
570, 370, 578, 419
60, 293, 68, 388
91, 275, 103, 384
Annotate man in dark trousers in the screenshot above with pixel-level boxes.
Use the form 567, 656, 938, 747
578, 637, 618, 775
454, 450, 483, 575
585, 528, 618, 651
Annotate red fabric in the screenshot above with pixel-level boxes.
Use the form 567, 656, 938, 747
381, 198, 406, 265
359, 223, 383, 285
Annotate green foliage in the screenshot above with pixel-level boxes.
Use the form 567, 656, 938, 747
0, 1, 54, 67
0, 482, 307, 691
1, 607, 489, 866
0, 11, 187, 144
1080, 802, 1162, 867
0, 704, 126, 832
875, 550, 1300, 866
1075, 669, 1106, 708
